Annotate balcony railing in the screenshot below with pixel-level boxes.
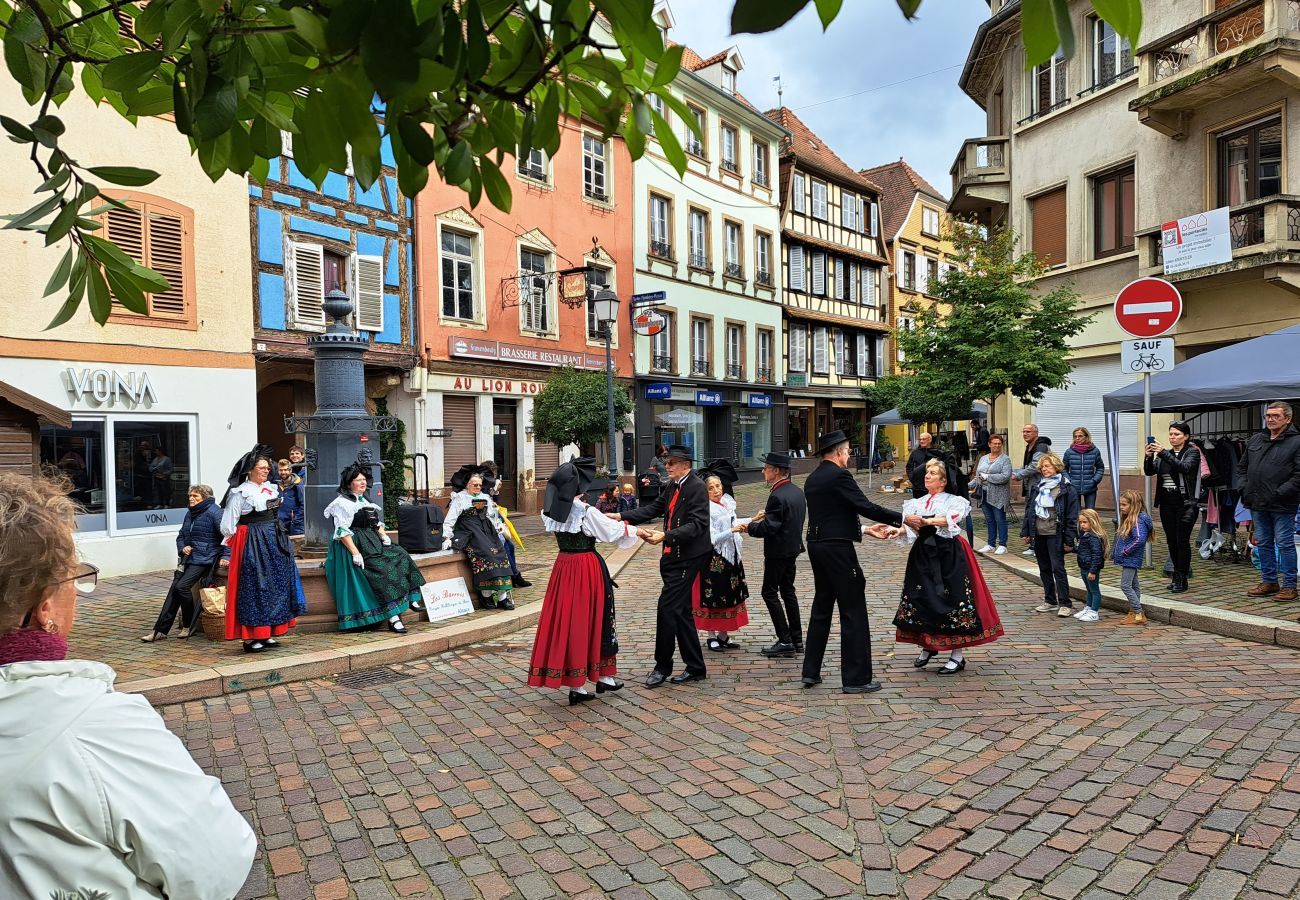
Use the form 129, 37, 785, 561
726, 363, 742, 379
1139, 194, 1300, 276
753, 172, 769, 187
651, 354, 673, 371
685, 139, 705, 159
517, 163, 546, 180
755, 269, 772, 286
1132, 0, 1300, 136
688, 250, 711, 271
720, 158, 739, 174
690, 358, 711, 377
649, 239, 672, 259
724, 262, 745, 280
756, 366, 773, 383
948, 136, 1011, 224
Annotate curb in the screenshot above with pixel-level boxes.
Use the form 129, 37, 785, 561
122, 541, 647, 706
982, 549, 1300, 648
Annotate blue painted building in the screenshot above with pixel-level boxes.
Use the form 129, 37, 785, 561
249, 135, 418, 456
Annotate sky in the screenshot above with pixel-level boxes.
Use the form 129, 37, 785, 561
663, 0, 992, 197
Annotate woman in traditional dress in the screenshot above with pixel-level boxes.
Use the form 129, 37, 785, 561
322, 464, 424, 633
695, 461, 750, 651
220, 445, 307, 653
892, 459, 1004, 675
527, 457, 641, 705
449, 473, 515, 610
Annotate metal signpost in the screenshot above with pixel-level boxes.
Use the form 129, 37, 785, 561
1114, 277, 1184, 564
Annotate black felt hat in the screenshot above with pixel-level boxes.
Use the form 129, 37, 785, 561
543, 457, 598, 521
761, 451, 792, 469
450, 464, 490, 493
221, 443, 276, 505
816, 430, 850, 455
663, 444, 694, 463
699, 458, 739, 493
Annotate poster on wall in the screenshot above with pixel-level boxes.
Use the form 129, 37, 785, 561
1161, 207, 1230, 275
420, 577, 475, 623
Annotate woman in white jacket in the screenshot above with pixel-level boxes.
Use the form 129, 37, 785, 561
0, 472, 256, 900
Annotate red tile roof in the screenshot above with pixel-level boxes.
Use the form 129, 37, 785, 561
763, 107, 880, 194
689, 50, 729, 70
859, 159, 948, 242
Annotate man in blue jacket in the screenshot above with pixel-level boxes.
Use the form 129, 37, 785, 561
1240, 402, 1300, 603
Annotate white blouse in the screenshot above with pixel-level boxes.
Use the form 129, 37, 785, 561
898, 491, 971, 543
220, 481, 282, 537
542, 498, 639, 549
322, 493, 384, 540
442, 490, 503, 542
709, 494, 749, 565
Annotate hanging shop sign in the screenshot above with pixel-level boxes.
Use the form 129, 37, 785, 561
632, 308, 667, 336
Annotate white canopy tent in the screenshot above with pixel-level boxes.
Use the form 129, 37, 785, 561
866, 403, 988, 488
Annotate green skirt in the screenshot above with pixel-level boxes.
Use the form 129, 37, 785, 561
325, 529, 422, 630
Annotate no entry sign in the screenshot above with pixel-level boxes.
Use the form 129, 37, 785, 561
1114, 277, 1183, 338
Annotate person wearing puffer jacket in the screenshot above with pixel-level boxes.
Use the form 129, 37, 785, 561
1062, 427, 1105, 510
0, 472, 257, 900
142, 483, 230, 642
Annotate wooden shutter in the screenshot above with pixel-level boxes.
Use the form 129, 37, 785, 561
1031, 187, 1067, 266
105, 205, 145, 315
834, 259, 845, 299
789, 325, 806, 372
355, 254, 384, 332
811, 252, 825, 294
788, 245, 804, 290
535, 441, 561, 478
289, 242, 325, 326
834, 329, 845, 374
104, 199, 191, 322
812, 326, 827, 373
442, 396, 478, 478
863, 266, 875, 306
917, 258, 930, 294
792, 173, 805, 213
857, 334, 868, 376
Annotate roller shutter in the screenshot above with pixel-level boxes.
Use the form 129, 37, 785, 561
1032, 355, 1139, 469
442, 396, 478, 482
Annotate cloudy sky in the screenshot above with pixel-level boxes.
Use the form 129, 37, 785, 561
664, 1, 991, 195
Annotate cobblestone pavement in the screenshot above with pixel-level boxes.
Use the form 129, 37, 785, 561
155, 475, 1300, 899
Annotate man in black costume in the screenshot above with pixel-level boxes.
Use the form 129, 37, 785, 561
802, 430, 902, 694
611, 444, 710, 687
740, 451, 807, 658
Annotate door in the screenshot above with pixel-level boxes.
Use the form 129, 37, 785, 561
493, 401, 518, 509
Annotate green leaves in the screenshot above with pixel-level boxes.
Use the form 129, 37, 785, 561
1089, 0, 1143, 55
102, 51, 165, 92
86, 166, 160, 187
730, 0, 812, 34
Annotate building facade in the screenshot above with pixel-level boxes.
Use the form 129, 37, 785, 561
625, 6, 787, 479
249, 127, 417, 463
766, 107, 890, 456
0, 81, 257, 575
404, 111, 635, 513
952, 0, 1300, 500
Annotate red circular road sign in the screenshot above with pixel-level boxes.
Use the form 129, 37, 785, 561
1114, 277, 1183, 338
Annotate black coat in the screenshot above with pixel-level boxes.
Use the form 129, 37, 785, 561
1143, 444, 1201, 507
804, 460, 902, 543
176, 497, 229, 565
622, 470, 710, 562
746, 478, 806, 558
1021, 479, 1080, 547
1238, 425, 1300, 514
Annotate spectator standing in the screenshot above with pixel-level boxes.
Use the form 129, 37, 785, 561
1143, 422, 1201, 594
1073, 509, 1107, 622
1013, 424, 1052, 556
277, 458, 305, 537
618, 483, 638, 513
1238, 402, 1300, 602
905, 432, 939, 499
973, 419, 991, 462
595, 482, 621, 514
1112, 489, 1153, 626
971, 434, 1012, 554
1021, 451, 1079, 617
1063, 427, 1105, 510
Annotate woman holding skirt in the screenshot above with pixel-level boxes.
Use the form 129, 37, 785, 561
527, 458, 640, 705
220, 445, 308, 653
695, 463, 750, 650
322, 464, 424, 633
892, 459, 1004, 675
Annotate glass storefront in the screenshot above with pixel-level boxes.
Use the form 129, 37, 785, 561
652, 403, 707, 458
735, 409, 771, 468
41, 416, 195, 533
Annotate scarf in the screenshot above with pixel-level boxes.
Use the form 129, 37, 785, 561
1035, 474, 1062, 519
1071, 441, 1092, 454
0, 628, 70, 666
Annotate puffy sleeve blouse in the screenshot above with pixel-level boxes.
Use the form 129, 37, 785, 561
219, 481, 281, 538
899, 491, 970, 543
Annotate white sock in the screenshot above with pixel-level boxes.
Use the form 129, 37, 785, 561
949, 650, 965, 665
598, 676, 618, 686
568, 687, 591, 696
389, 615, 402, 624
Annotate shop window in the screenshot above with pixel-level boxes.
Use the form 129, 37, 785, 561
41, 421, 107, 531
652, 403, 706, 460
101, 194, 195, 328
735, 407, 771, 469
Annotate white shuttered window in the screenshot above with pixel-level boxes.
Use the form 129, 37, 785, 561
789, 324, 807, 372
355, 255, 384, 332
788, 245, 805, 290
287, 241, 326, 327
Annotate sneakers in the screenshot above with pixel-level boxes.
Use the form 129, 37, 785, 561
1056, 606, 1074, 618
978, 544, 994, 553
1072, 608, 1089, 619
1248, 582, 1280, 597
1034, 603, 1057, 613
1022, 548, 1036, 557
1118, 611, 1147, 626
994, 546, 1007, 555
1077, 609, 1100, 622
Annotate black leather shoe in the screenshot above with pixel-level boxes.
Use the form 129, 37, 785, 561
645, 671, 669, 688
800, 676, 822, 688
842, 681, 883, 693
761, 641, 796, 658
668, 671, 707, 685
596, 679, 624, 694
242, 641, 266, 653
409, 599, 425, 612
498, 597, 515, 611
568, 690, 595, 706
913, 650, 936, 669
936, 659, 966, 676
719, 637, 739, 650
793, 642, 804, 654
512, 575, 532, 588
387, 619, 407, 634
263, 638, 281, 649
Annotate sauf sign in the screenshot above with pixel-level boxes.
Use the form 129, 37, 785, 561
65, 368, 159, 407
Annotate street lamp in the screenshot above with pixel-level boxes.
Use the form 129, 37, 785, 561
593, 289, 620, 475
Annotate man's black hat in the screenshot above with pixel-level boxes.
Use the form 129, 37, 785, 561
816, 430, 849, 455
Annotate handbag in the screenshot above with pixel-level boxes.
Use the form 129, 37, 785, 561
199, 584, 227, 615
1178, 454, 1203, 525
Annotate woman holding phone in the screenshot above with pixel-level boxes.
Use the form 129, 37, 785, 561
1143, 422, 1200, 593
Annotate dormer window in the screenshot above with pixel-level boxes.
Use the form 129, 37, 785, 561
721, 66, 736, 95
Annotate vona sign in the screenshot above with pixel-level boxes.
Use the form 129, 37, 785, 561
66, 368, 158, 407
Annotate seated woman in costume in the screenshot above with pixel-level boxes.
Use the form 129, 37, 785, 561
450, 473, 516, 610
527, 457, 641, 705
323, 464, 425, 633
891, 459, 1004, 675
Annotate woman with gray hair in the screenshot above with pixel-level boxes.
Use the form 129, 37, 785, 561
141, 483, 229, 642
0, 472, 256, 900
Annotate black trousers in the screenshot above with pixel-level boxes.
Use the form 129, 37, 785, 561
154, 562, 207, 633
654, 555, 709, 676
1159, 500, 1194, 577
1033, 534, 1071, 607
802, 542, 874, 687
761, 555, 802, 645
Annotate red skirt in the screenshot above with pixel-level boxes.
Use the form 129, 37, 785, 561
895, 537, 1004, 652
224, 524, 296, 641
527, 552, 616, 688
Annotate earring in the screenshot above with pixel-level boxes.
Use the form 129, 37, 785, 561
42, 619, 60, 635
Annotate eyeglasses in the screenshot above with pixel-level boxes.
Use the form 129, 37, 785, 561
1265, 412, 1287, 420
56, 561, 100, 595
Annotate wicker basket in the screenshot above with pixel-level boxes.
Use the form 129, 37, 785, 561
199, 611, 226, 642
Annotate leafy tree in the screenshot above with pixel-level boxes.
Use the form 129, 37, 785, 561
893, 224, 1095, 422
530, 367, 632, 452
1, 0, 1141, 326
375, 396, 405, 524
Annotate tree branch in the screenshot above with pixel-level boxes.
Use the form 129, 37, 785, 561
58, 0, 138, 32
